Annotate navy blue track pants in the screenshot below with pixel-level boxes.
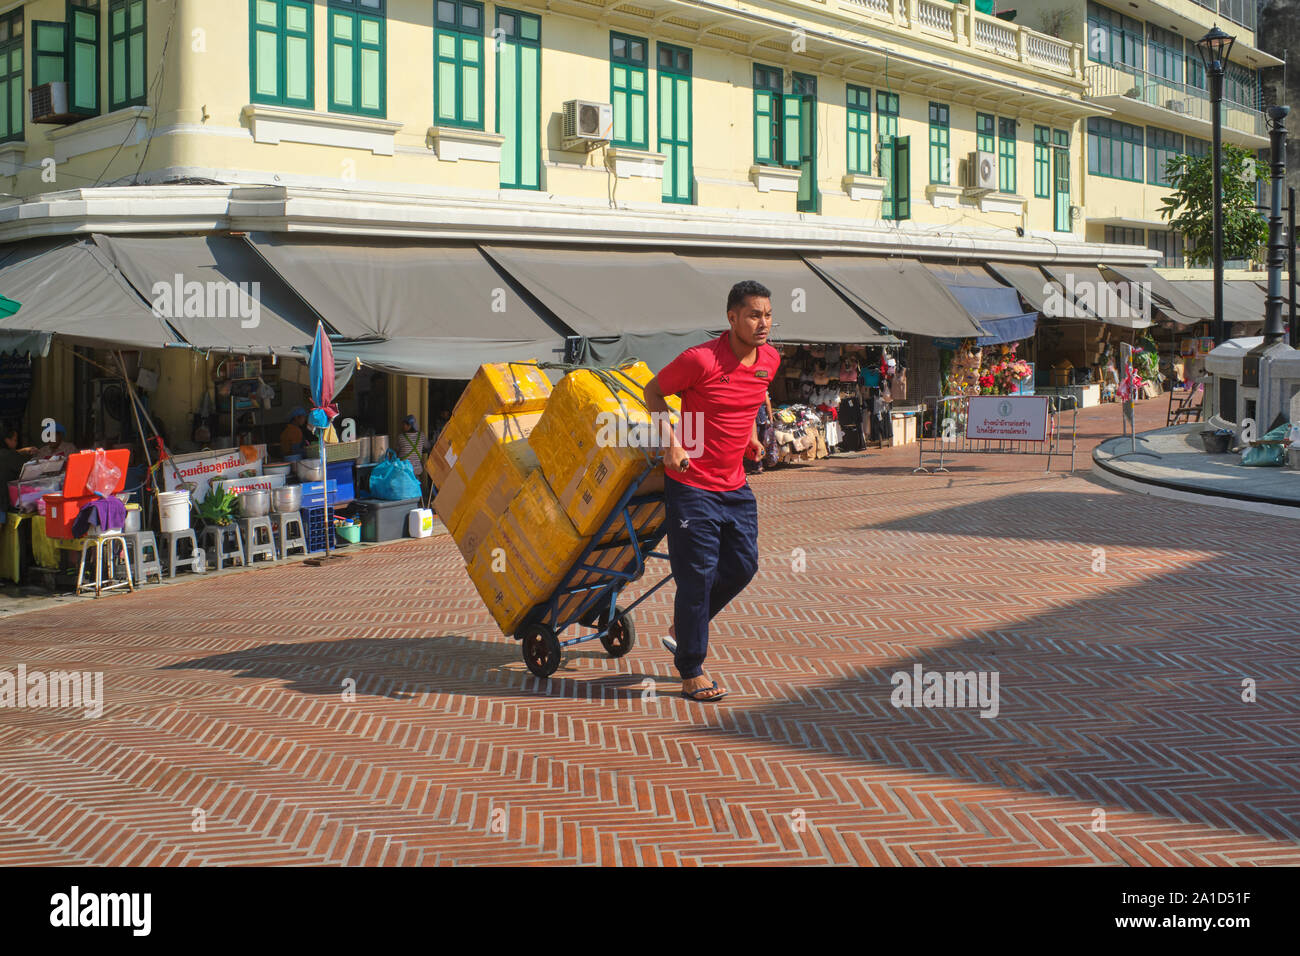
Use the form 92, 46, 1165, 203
664, 478, 760, 679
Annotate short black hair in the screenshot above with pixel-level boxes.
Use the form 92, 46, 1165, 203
727, 280, 771, 313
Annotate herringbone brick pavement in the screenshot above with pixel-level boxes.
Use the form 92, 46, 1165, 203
1, 397, 1297, 865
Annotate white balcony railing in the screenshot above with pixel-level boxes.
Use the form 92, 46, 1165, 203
836, 0, 1082, 79
1084, 64, 1267, 139
916, 0, 954, 35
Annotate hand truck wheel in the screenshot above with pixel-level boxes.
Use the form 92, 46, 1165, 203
598, 606, 635, 658
519, 623, 562, 678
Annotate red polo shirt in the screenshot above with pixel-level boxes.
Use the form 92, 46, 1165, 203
655, 332, 781, 492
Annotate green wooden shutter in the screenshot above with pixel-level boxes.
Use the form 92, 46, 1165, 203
110, 0, 146, 109
251, 0, 313, 108
497, 9, 540, 190
880, 137, 894, 219
658, 44, 692, 204
1053, 129, 1071, 232
754, 89, 774, 164
893, 135, 910, 220
610, 33, 646, 150
329, 1, 385, 117
33, 21, 66, 90
68, 4, 99, 116
435, 1, 484, 129
781, 93, 802, 167
1033, 125, 1050, 198
0, 12, 23, 143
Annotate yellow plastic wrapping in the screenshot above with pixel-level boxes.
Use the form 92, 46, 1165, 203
498, 471, 588, 600
434, 436, 538, 544
529, 362, 679, 537
466, 529, 532, 636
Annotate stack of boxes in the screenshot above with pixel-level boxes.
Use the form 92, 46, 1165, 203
433, 360, 679, 635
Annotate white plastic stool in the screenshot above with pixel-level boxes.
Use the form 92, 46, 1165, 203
239, 516, 277, 563
76, 531, 135, 597
159, 528, 202, 577
124, 530, 163, 585
276, 511, 308, 558
200, 523, 245, 570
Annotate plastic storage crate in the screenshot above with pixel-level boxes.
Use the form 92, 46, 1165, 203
300, 480, 338, 509
303, 505, 337, 552
326, 460, 355, 504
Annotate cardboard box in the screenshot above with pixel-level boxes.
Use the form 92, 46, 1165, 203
433, 438, 538, 542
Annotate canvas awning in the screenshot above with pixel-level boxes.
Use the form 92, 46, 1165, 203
804, 256, 985, 338
923, 261, 1038, 344
0, 238, 182, 355
1040, 264, 1150, 328
675, 251, 894, 346
1101, 263, 1211, 321
247, 236, 570, 377
986, 261, 1053, 314
1165, 280, 1265, 326
91, 234, 326, 355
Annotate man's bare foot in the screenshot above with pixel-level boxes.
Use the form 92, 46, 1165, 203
681, 674, 727, 701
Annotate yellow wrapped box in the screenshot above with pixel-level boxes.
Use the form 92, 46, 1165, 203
529, 362, 679, 537
429, 362, 552, 487
498, 471, 588, 600
466, 530, 532, 636
433, 436, 538, 545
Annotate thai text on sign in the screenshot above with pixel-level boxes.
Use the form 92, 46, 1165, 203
965, 396, 1049, 442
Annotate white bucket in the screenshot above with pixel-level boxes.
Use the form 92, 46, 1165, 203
158, 491, 191, 533
408, 508, 434, 538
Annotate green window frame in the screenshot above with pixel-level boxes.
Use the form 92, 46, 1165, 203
434, 0, 484, 130
658, 42, 692, 204
792, 72, 817, 213
875, 90, 897, 178
1147, 25, 1182, 85
928, 102, 949, 185
0, 11, 23, 143
1053, 128, 1071, 233
609, 32, 647, 150
1085, 1, 1143, 71
1146, 126, 1183, 186
883, 135, 910, 221
997, 116, 1016, 194
1185, 135, 1209, 158
976, 112, 994, 155
250, 0, 314, 109
109, 0, 146, 110
1087, 116, 1143, 182
846, 84, 871, 176
1033, 125, 1050, 198
328, 0, 385, 118
33, 21, 65, 89
753, 63, 782, 166
67, 0, 99, 117
1104, 225, 1144, 246
496, 7, 541, 190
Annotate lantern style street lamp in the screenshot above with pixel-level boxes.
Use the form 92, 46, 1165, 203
1197, 25, 1236, 346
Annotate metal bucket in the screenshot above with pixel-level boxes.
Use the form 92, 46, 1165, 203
272, 485, 302, 514
238, 489, 270, 517
357, 435, 372, 463
294, 459, 325, 482
370, 435, 389, 460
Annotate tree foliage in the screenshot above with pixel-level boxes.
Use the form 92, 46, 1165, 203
1158, 144, 1268, 267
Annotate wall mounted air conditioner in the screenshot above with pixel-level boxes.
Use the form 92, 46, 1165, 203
29, 81, 76, 124
562, 99, 613, 149
1166, 99, 1189, 113
965, 150, 997, 192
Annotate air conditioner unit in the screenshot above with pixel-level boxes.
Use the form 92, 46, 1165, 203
562, 99, 613, 149
1166, 98, 1189, 113
29, 81, 76, 124
965, 150, 997, 192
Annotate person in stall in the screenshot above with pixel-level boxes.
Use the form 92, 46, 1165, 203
396, 414, 432, 497
32, 423, 77, 460
1, 424, 26, 510
279, 407, 308, 458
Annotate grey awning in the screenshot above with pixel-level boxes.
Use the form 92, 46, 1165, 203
480, 244, 725, 337
247, 236, 569, 376
1165, 280, 1264, 326
986, 261, 1053, 314
0, 238, 182, 354
805, 256, 984, 338
1041, 264, 1150, 328
1102, 263, 1211, 321
676, 251, 893, 345
92, 234, 324, 355
923, 261, 1038, 332
574, 329, 722, 373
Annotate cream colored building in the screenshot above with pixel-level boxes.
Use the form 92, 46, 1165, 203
0, 0, 1259, 441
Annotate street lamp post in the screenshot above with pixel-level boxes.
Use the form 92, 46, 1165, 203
1264, 106, 1289, 345
1197, 26, 1235, 347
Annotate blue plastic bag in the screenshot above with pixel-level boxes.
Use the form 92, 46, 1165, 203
369, 449, 422, 500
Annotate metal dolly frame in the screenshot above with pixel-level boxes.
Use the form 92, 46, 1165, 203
513, 462, 673, 678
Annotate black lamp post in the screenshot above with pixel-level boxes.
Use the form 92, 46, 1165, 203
1197, 25, 1235, 346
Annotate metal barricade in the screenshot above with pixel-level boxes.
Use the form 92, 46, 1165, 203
914, 394, 1079, 473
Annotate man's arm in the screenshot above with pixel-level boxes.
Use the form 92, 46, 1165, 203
644, 376, 689, 473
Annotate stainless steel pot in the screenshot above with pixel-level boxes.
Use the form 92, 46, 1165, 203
370, 435, 389, 460
294, 459, 325, 482
272, 485, 302, 514
357, 436, 371, 463
238, 489, 270, 517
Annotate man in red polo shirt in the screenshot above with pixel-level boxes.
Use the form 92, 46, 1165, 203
643, 280, 781, 702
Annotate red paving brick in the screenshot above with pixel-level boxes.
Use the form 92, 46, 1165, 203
0, 397, 1297, 865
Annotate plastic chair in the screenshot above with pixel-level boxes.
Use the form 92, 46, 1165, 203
159, 528, 202, 577
123, 530, 163, 585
